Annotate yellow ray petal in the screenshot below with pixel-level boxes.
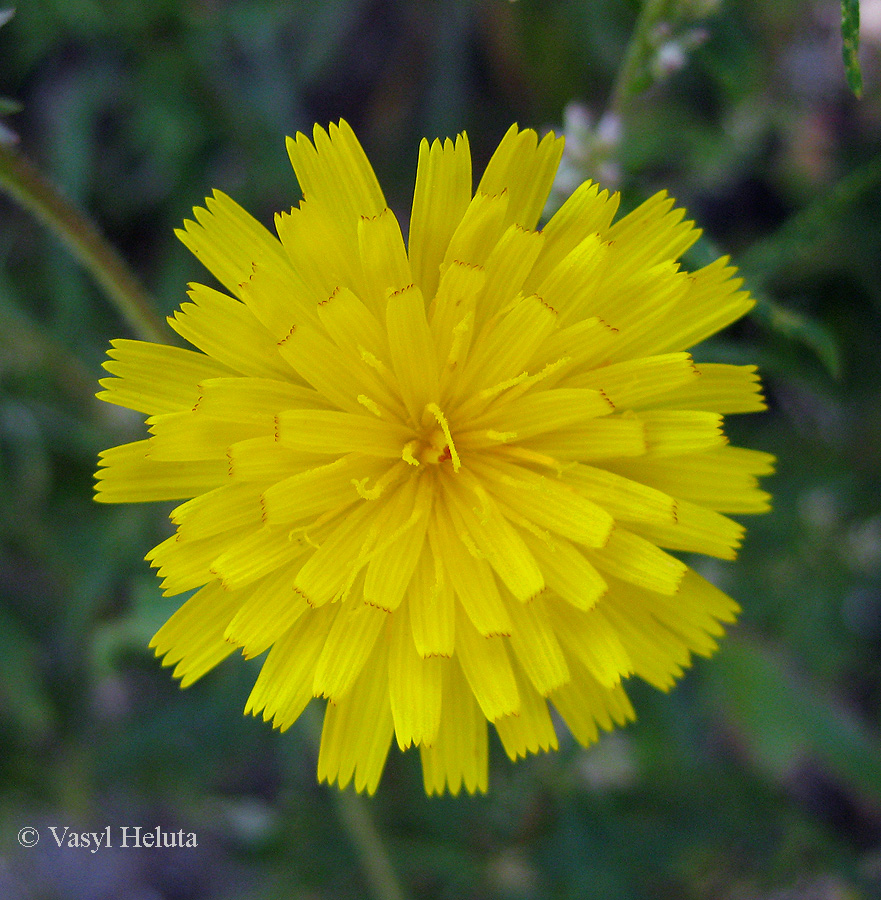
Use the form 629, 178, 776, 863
317, 285, 387, 359
523, 415, 646, 461
277, 408, 410, 457
175, 190, 290, 297
195, 377, 327, 427
313, 600, 389, 701
317, 636, 395, 795
261, 455, 383, 527
470, 457, 614, 549
226, 435, 331, 483
466, 386, 614, 441
528, 313, 619, 382
598, 579, 693, 690
287, 121, 386, 225
276, 321, 378, 414
563, 464, 677, 525
476, 223, 545, 322
584, 261, 690, 362
315, 288, 406, 419
629, 499, 746, 560
570, 353, 700, 408
363, 475, 432, 613
443, 471, 544, 602
385, 282, 439, 423
98, 340, 233, 416
666, 566, 740, 629
638, 409, 726, 457
638, 363, 768, 414
224, 565, 310, 658
605, 446, 775, 514
609, 572, 736, 663
455, 604, 519, 721
494, 662, 558, 761
505, 594, 570, 695
520, 531, 608, 611
293, 502, 378, 607
459, 293, 558, 396
147, 410, 265, 461
359, 207, 413, 310
524, 180, 620, 290
388, 602, 442, 749
433, 495, 512, 637
441, 190, 509, 272
549, 657, 635, 746
409, 133, 473, 301
644, 255, 754, 354
95, 441, 227, 503
170, 283, 293, 380
150, 580, 240, 687
532, 232, 610, 326
245, 603, 337, 723
549, 599, 633, 688
476, 125, 564, 230
586, 527, 687, 595
603, 190, 701, 270
236, 251, 322, 339
274, 199, 363, 305
429, 259, 485, 375
420, 659, 488, 796
210, 524, 312, 591
411, 538, 456, 658
171, 482, 264, 541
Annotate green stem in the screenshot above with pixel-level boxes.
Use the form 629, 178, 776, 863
0, 142, 169, 343
608, 0, 677, 116
302, 704, 410, 900
331, 781, 409, 900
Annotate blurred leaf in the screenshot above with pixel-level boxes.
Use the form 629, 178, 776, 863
698, 156, 881, 377
841, 0, 862, 99
90, 577, 178, 677
0, 606, 53, 740
688, 235, 843, 378
712, 636, 881, 803
738, 155, 881, 287
0, 9, 13, 29
751, 294, 842, 379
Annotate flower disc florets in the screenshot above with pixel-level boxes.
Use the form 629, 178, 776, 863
96, 121, 773, 795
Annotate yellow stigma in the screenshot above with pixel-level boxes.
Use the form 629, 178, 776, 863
425, 403, 461, 471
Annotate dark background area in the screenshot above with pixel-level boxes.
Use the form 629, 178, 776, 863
1, 1, 881, 897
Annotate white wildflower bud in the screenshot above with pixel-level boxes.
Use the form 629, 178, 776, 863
653, 41, 688, 79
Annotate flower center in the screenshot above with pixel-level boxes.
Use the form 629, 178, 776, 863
418, 427, 453, 466
401, 404, 462, 471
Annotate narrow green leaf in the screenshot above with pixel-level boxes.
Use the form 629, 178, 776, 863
718, 153, 881, 377
711, 636, 881, 803
842, 0, 862, 98
751, 294, 842, 379
738, 155, 881, 288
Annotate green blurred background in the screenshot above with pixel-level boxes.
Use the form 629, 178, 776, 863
1, 1, 880, 897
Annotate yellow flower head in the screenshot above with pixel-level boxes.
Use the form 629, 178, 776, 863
96, 122, 773, 795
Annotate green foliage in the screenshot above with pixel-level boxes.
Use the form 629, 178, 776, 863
842, 0, 863, 98
0, 8, 17, 144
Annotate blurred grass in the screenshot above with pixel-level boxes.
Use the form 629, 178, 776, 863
1, 1, 881, 898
